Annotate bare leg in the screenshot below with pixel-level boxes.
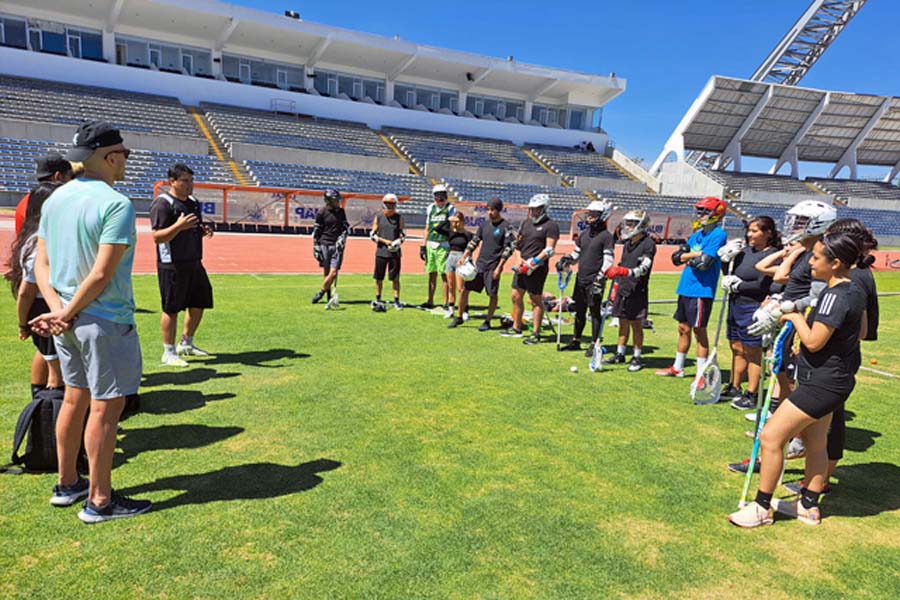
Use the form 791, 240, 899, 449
676, 322, 692, 354
529, 292, 544, 335
486, 294, 499, 321
391, 279, 400, 300
427, 273, 437, 304
457, 288, 470, 318
56, 386, 91, 487
631, 320, 644, 351
731, 340, 747, 388
46, 359, 62, 388
617, 323, 630, 348
745, 346, 762, 394
511, 288, 524, 330
30, 351, 48, 387
441, 274, 450, 306
183, 308, 204, 338
757, 401, 816, 494
693, 327, 709, 359
161, 311, 178, 346
375, 279, 384, 298
84, 396, 125, 506
322, 267, 339, 291
803, 414, 833, 494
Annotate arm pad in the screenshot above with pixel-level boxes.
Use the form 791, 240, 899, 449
688, 254, 715, 271
601, 249, 615, 274
543, 246, 555, 259
631, 255, 653, 278
369, 230, 379, 243
671, 243, 689, 266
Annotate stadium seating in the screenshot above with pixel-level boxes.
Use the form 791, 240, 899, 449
0, 75, 200, 137
385, 127, 546, 173
702, 169, 823, 198
0, 137, 237, 199
738, 199, 899, 240
203, 103, 395, 158
528, 144, 629, 180
807, 178, 900, 203
593, 190, 697, 216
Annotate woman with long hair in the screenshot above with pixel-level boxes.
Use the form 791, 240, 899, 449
445, 212, 472, 323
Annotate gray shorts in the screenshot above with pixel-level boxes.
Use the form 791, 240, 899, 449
54, 313, 142, 400
446, 251, 464, 274
320, 243, 344, 271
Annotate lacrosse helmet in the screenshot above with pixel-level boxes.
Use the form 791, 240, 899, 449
692, 196, 727, 230
783, 200, 837, 244
527, 193, 550, 224
585, 199, 613, 230
382, 193, 398, 210
620, 210, 650, 240
432, 183, 449, 201
323, 188, 342, 208
370, 300, 387, 313
457, 259, 478, 282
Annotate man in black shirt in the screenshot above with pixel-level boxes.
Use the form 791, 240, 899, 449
370, 194, 406, 310
312, 188, 350, 305
453, 197, 516, 330
150, 163, 214, 367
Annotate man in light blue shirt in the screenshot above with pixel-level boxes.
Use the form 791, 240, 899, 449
31, 121, 151, 523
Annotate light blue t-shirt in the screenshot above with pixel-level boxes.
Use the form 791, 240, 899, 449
37, 178, 137, 324
676, 226, 728, 299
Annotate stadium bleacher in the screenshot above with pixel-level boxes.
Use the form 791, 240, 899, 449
529, 144, 629, 180
386, 127, 546, 173
702, 169, 824, 198
807, 178, 900, 203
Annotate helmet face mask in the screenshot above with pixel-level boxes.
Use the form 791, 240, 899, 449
527, 193, 550, 224
382, 193, 398, 211
584, 200, 612, 228
324, 188, 342, 209
783, 200, 837, 244
692, 197, 726, 230
620, 210, 649, 240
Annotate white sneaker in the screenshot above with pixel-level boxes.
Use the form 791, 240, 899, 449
161, 352, 189, 367
745, 410, 774, 422
728, 501, 774, 528
176, 343, 209, 357
772, 498, 821, 526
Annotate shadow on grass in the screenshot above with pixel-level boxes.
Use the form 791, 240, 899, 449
114, 424, 244, 468
134, 307, 155, 314
845, 426, 881, 453
196, 349, 310, 368
138, 390, 237, 415
116, 458, 342, 511
826, 462, 900, 518
141, 368, 240, 387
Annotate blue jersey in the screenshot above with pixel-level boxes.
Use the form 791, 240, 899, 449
676, 227, 727, 299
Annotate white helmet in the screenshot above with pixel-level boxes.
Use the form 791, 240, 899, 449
382, 193, 398, 209
432, 183, 449, 196
620, 210, 650, 240
457, 258, 477, 282
527, 193, 550, 223
585, 199, 612, 224
783, 200, 837, 244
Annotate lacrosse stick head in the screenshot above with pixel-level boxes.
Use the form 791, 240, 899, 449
691, 360, 722, 405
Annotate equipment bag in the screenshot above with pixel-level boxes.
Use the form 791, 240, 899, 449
11, 388, 86, 473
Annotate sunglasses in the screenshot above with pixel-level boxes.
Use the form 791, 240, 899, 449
105, 148, 131, 160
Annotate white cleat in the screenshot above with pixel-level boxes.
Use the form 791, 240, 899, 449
161, 352, 189, 367
176, 343, 209, 357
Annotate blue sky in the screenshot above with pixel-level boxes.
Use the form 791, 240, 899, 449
232, 1, 898, 177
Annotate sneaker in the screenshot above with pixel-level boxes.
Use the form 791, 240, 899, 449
772, 498, 821, 526
312, 290, 325, 304
655, 365, 684, 377
745, 410, 773, 422
462, 311, 470, 322
443, 307, 454, 319
728, 458, 760, 474
161, 352, 189, 367
447, 317, 463, 329
78, 491, 152, 524
783, 480, 832, 496
728, 501, 774, 528
584, 343, 597, 358
603, 353, 625, 365
176, 342, 209, 357
787, 437, 806, 460
522, 334, 541, 345
731, 390, 758, 411
721, 383, 742, 400
627, 356, 643, 372
49, 477, 89, 507
500, 328, 523, 338
419, 301, 434, 310
560, 339, 581, 351
478, 321, 491, 332
393, 300, 404, 310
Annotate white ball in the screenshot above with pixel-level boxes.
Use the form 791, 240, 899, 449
570, 366, 578, 373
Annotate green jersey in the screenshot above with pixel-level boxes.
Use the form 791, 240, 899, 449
425, 202, 456, 243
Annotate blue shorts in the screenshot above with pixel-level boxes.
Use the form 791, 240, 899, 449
727, 301, 763, 347
673, 296, 713, 328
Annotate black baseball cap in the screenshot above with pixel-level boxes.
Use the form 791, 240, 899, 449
66, 121, 124, 162
487, 197, 504, 211
34, 151, 71, 180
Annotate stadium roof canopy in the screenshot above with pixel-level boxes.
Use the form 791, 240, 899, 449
8, 0, 624, 108
652, 76, 900, 182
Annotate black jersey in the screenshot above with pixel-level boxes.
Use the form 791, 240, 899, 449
574, 227, 614, 284
374, 212, 403, 258
782, 249, 816, 301
314, 207, 349, 244
448, 230, 473, 252
849, 266, 878, 341
517, 217, 560, 261
617, 234, 656, 295
730, 246, 777, 305
799, 281, 866, 387
150, 192, 204, 265
472, 218, 514, 270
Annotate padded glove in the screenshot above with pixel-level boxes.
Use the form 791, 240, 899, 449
721, 275, 743, 293
604, 266, 629, 279
718, 239, 745, 263
419, 245, 427, 261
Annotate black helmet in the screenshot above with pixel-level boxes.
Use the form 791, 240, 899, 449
324, 188, 342, 207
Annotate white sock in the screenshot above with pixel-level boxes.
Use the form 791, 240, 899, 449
163, 344, 176, 354
697, 357, 707, 372
674, 352, 686, 371
617, 345, 626, 355
633, 348, 642, 358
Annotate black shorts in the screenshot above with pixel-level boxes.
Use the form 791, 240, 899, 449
158, 262, 214, 314
511, 263, 549, 296
673, 296, 713, 328
789, 381, 854, 420
373, 254, 401, 281
612, 287, 648, 321
465, 266, 500, 297
27, 297, 57, 359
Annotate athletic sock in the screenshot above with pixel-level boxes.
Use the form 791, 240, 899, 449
182, 335, 193, 346
617, 345, 626, 355
164, 344, 176, 354
800, 488, 821, 510
674, 352, 686, 371
696, 357, 707, 372
376, 295, 381, 302
633, 348, 642, 358
754, 490, 773, 510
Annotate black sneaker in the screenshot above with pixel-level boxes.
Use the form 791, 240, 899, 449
560, 339, 581, 351
419, 301, 434, 310
478, 321, 491, 332
721, 383, 742, 400
500, 328, 523, 338
447, 317, 463, 329
522, 334, 541, 345
78, 491, 152, 524
584, 343, 598, 358
393, 300, 403, 310
311, 290, 325, 304
731, 390, 758, 411
627, 356, 643, 372
727, 458, 760, 474
603, 353, 626, 365
49, 476, 89, 507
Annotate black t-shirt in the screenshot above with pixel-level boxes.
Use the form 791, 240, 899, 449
314, 207, 349, 244
473, 218, 514, 270
448, 230, 473, 252
798, 281, 866, 388
374, 212, 403, 258
730, 246, 776, 305
574, 227, 614, 284
782, 249, 815, 301
149, 192, 204, 265
849, 267, 878, 341
517, 217, 560, 261
617, 234, 656, 295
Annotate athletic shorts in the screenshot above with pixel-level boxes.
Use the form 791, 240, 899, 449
54, 313, 142, 400
611, 287, 649, 321
726, 301, 762, 347
673, 295, 713, 328
511, 263, 549, 296
374, 254, 401, 281
446, 251, 464, 274
27, 297, 57, 360
158, 262, 214, 314
425, 244, 449, 274
465, 267, 500, 297
789, 381, 854, 420
320, 243, 344, 271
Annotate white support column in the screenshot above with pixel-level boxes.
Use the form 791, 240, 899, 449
106, 0, 125, 32
885, 159, 900, 183
713, 86, 773, 172
457, 90, 468, 114
213, 18, 239, 80
524, 100, 534, 123
828, 97, 891, 179
651, 76, 718, 176
102, 30, 116, 63
770, 92, 830, 177
211, 49, 223, 78
385, 80, 396, 104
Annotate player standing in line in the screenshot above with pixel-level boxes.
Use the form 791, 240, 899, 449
655, 197, 728, 378
420, 183, 456, 311
503, 193, 560, 345
369, 193, 406, 310
556, 200, 614, 355
312, 188, 350, 304
150, 163, 215, 367
602, 210, 657, 372
450, 198, 515, 331
444, 213, 472, 323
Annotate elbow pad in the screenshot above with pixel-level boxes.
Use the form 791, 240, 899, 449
631, 256, 653, 278
466, 237, 480, 254
369, 230, 379, 243
671, 243, 689, 266
689, 254, 715, 271
601, 249, 615, 274
543, 246, 555, 259
570, 248, 581, 262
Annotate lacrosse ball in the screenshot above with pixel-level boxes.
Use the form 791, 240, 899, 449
570, 366, 578, 373
870, 358, 878, 365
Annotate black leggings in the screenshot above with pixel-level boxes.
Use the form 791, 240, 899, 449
572, 280, 604, 342
826, 404, 845, 461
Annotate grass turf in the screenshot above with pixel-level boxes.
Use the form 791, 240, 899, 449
1, 272, 899, 599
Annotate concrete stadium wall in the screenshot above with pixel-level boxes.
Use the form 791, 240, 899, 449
424, 162, 561, 186
846, 197, 900, 210
658, 162, 725, 198
0, 48, 609, 150
231, 142, 410, 174
740, 190, 824, 206
609, 149, 661, 192
573, 176, 646, 193
0, 118, 208, 155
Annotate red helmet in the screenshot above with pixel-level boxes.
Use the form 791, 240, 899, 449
692, 197, 727, 229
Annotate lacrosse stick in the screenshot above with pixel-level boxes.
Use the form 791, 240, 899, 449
556, 269, 573, 351
589, 280, 619, 372
691, 262, 734, 405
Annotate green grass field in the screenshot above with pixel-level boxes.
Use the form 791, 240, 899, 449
2, 272, 899, 599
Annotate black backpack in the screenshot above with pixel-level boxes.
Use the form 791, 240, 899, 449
11, 388, 87, 473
